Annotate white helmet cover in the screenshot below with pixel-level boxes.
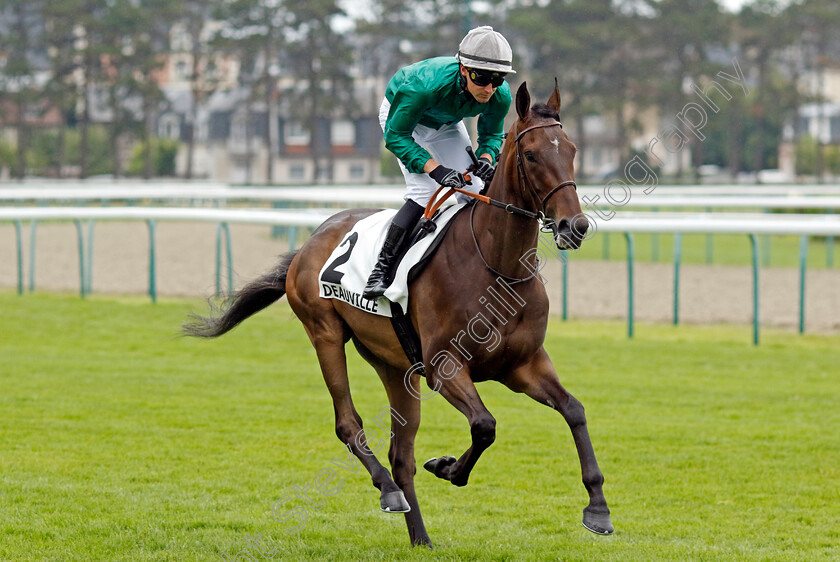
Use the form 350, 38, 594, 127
456, 26, 516, 74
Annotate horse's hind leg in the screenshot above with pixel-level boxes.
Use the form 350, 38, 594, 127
357, 345, 431, 547
386, 379, 431, 547
302, 318, 407, 513
503, 348, 614, 535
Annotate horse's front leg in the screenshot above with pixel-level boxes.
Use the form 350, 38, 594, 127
422, 367, 496, 488
503, 348, 613, 535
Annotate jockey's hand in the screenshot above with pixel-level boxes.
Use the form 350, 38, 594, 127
429, 165, 470, 189
473, 156, 495, 184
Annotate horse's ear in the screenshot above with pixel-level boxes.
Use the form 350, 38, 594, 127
515, 81, 530, 120
547, 78, 562, 113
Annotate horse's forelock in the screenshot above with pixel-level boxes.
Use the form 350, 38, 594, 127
530, 103, 560, 122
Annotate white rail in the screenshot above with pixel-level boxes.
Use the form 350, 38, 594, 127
4, 183, 840, 209
597, 211, 840, 236
3, 207, 839, 344
0, 206, 335, 226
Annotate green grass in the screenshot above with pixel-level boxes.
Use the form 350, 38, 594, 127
563, 231, 840, 269
2, 292, 839, 561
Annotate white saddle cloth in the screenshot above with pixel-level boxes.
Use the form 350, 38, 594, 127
318, 204, 464, 317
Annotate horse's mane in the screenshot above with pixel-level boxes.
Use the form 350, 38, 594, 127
531, 103, 560, 122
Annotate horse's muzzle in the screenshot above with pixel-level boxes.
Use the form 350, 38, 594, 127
552, 215, 589, 250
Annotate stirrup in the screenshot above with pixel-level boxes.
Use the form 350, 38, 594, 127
363, 270, 391, 299
418, 217, 437, 233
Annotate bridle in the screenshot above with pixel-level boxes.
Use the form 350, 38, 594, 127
421, 117, 579, 283
512, 120, 577, 222
468, 119, 578, 284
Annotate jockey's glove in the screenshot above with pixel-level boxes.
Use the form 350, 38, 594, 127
473, 156, 496, 184
429, 165, 471, 189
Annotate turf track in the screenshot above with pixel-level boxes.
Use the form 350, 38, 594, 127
1, 293, 838, 560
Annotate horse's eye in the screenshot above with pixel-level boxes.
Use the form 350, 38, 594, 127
524, 152, 537, 162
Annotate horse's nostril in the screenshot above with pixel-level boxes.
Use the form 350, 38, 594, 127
553, 221, 577, 249
572, 215, 589, 237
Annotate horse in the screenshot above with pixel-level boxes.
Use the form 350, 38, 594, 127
184, 81, 613, 547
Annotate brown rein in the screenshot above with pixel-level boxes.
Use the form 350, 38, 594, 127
422, 120, 576, 221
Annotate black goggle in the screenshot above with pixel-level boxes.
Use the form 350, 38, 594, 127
468, 68, 506, 88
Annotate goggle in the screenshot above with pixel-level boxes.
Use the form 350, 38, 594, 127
467, 68, 506, 88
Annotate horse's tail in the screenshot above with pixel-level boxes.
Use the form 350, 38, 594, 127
182, 250, 298, 338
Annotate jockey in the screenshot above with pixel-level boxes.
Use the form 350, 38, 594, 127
362, 25, 516, 300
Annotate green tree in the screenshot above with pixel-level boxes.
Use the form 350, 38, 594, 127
133, 0, 180, 179
284, 0, 355, 182
71, 0, 115, 178
735, 1, 799, 173
178, 0, 222, 179
42, 0, 80, 177
790, 0, 840, 182
97, 0, 147, 178
213, 0, 290, 183
642, 0, 730, 179
509, 0, 644, 179
0, 0, 45, 178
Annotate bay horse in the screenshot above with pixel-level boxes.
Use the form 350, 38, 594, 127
184, 81, 613, 547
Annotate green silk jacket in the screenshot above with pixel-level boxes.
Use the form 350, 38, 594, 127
383, 56, 511, 174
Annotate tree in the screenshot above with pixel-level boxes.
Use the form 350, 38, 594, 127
98, 0, 146, 178
178, 0, 221, 179
284, 0, 355, 182
642, 0, 730, 179
508, 0, 625, 179
790, 0, 840, 182
73, 0, 112, 178
732, 0, 798, 174
42, 0, 79, 177
132, 0, 181, 179
213, 0, 291, 184
0, 0, 45, 178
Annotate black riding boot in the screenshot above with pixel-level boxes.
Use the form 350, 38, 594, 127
363, 200, 423, 299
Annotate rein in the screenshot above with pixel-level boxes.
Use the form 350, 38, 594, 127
422, 183, 539, 220
421, 119, 578, 283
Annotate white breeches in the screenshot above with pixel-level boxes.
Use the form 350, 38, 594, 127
379, 98, 484, 206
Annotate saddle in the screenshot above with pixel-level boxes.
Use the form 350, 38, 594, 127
318, 200, 469, 371
318, 203, 467, 318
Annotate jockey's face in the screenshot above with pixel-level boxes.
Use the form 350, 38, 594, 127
460, 65, 498, 104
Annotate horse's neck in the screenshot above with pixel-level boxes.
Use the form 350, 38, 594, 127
471, 154, 540, 278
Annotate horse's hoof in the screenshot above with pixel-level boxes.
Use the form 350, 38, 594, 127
380, 490, 411, 513
582, 507, 614, 535
412, 536, 433, 549
423, 456, 456, 480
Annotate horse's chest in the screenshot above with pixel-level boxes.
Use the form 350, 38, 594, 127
426, 299, 546, 382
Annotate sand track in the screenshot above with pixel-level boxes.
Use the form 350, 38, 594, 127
2, 221, 838, 332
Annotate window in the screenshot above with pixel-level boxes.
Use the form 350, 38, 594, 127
289, 164, 306, 180
159, 115, 180, 139
315, 164, 332, 181
232, 113, 247, 144
331, 120, 355, 145
830, 116, 840, 143
285, 121, 310, 146
175, 60, 189, 80
349, 164, 365, 180
171, 25, 190, 51
316, 164, 333, 181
